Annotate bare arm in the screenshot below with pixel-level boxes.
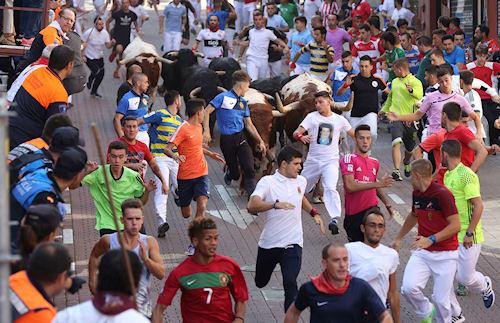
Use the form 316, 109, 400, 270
113, 113, 124, 137
142, 237, 165, 279
434, 214, 461, 243
88, 236, 110, 295
151, 304, 168, 323
301, 196, 326, 234
389, 110, 424, 122
343, 174, 389, 193
233, 301, 247, 323
148, 158, 166, 188
412, 146, 424, 160
291, 50, 302, 64
105, 15, 113, 32
392, 212, 418, 250
203, 104, 215, 144
243, 117, 264, 144
464, 197, 483, 249
159, 15, 165, 33
284, 304, 302, 323
387, 272, 400, 323
468, 139, 488, 172
469, 112, 483, 139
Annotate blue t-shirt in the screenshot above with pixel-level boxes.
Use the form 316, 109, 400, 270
208, 11, 229, 30
443, 46, 466, 66
289, 30, 313, 66
116, 90, 149, 131
209, 90, 250, 135
266, 14, 288, 30
163, 3, 186, 32
331, 66, 359, 102
294, 278, 387, 323
404, 46, 420, 75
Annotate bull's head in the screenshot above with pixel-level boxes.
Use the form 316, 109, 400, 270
119, 55, 175, 65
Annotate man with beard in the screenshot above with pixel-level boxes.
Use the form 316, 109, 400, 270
192, 15, 227, 67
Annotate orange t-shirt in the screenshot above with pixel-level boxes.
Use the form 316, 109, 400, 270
170, 121, 207, 180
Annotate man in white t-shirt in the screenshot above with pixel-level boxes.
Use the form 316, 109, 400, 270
346, 208, 400, 323
130, 0, 150, 41
247, 146, 325, 313
192, 14, 226, 67
303, 0, 321, 29
240, 10, 288, 80
293, 91, 354, 235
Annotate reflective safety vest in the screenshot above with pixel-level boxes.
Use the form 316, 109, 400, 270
8, 138, 53, 186
9, 271, 57, 323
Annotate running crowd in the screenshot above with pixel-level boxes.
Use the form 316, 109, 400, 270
3, 0, 500, 322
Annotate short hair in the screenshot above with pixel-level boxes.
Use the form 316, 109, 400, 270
59, 7, 75, 19
97, 250, 143, 295
432, 29, 446, 38
453, 30, 465, 38
400, 32, 411, 41
359, 24, 371, 32
121, 198, 143, 216
442, 34, 454, 43
27, 242, 71, 284
396, 19, 409, 28
207, 14, 220, 21
417, 35, 432, 47
442, 102, 462, 121
314, 91, 331, 100
393, 57, 409, 70
121, 115, 138, 126
459, 70, 474, 85
436, 67, 452, 78
126, 64, 142, 80
321, 243, 345, 260
477, 24, 489, 37
410, 159, 433, 177
441, 139, 462, 158
41, 113, 73, 141
48, 45, 75, 71
425, 64, 438, 76
475, 44, 489, 55
164, 90, 180, 106
361, 206, 384, 226
313, 26, 327, 36
108, 140, 128, 153
438, 63, 454, 75
232, 70, 251, 85
253, 10, 263, 18
360, 55, 372, 63
429, 48, 444, 59
380, 31, 397, 46
450, 17, 460, 27
131, 73, 147, 85
386, 25, 398, 33
328, 13, 339, 20
354, 124, 371, 136
186, 98, 205, 117
407, 26, 417, 32
93, 16, 103, 24
367, 16, 381, 30
188, 217, 217, 240
277, 146, 302, 167
341, 50, 352, 59
438, 16, 450, 28
294, 16, 307, 25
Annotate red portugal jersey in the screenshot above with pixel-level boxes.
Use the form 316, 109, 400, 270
157, 255, 249, 323
412, 182, 459, 251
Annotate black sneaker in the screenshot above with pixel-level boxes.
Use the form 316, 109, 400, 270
157, 222, 170, 238
392, 170, 403, 181
224, 171, 232, 186
86, 81, 92, 90
328, 219, 339, 235
403, 162, 411, 177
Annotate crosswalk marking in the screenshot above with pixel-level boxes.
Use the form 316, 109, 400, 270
207, 185, 255, 229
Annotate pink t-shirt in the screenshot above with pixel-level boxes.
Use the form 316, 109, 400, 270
340, 153, 379, 215
419, 91, 473, 134
326, 27, 351, 62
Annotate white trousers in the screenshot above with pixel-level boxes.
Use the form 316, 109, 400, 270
301, 159, 341, 219
234, 1, 245, 33
154, 156, 179, 225
241, 3, 256, 29
450, 244, 487, 316
136, 131, 150, 147
401, 249, 458, 323
290, 64, 310, 76
163, 31, 182, 53
269, 60, 282, 78
246, 57, 269, 81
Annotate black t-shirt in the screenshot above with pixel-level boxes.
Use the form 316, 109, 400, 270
350, 75, 386, 117
294, 278, 386, 323
111, 10, 138, 43
116, 81, 133, 104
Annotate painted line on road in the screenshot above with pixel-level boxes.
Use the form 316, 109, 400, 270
63, 229, 74, 244
207, 185, 255, 229
388, 193, 405, 205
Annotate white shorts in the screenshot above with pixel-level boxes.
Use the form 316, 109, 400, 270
163, 31, 182, 53
246, 56, 269, 80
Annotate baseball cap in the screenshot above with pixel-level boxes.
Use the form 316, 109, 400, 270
25, 204, 62, 228
54, 146, 88, 175
50, 126, 85, 152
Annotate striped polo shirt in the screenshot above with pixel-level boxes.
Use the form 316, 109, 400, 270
142, 108, 182, 157
300, 41, 334, 76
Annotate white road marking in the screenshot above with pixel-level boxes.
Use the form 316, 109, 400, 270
388, 193, 406, 205
63, 229, 74, 244
207, 185, 255, 229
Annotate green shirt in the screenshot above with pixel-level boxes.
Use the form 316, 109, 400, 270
417, 50, 431, 86
277, 3, 298, 28
82, 165, 145, 231
443, 163, 484, 244
382, 73, 423, 115
386, 47, 405, 82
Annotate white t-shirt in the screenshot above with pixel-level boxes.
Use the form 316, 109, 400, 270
391, 7, 414, 25
196, 29, 226, 59
251, 171, 307, 249
463, 89, 486, 138
82, 28, 111, 60
53, 300, 150, 323
346, 242, 399, 304
300, 111, 351, 162
246, 28, 277, 60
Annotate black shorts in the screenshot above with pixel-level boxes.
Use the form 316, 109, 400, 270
344, 206, 378, 242
389, 121, 417, 151
175, 175, 210, 207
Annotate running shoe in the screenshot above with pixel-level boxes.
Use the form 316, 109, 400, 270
108, 51, 116, 62
482, 276, 495, 309
451, 313, 465, 323
224, 170, 232, 186
420, 304, 436, 323
157, 222, 170, 238
311, 196, 324, 204
403, 162, 411, 177
174, 189, 181, 207
328, 219, 339, 235
392, 170, 403, 181
186, 243, 195, 256
455, 282, 469, 296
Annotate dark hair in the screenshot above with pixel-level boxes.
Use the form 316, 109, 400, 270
108, 140, 128, 153
450, 17, 460, 27
164, 90, 180, 106
48, 45, 75, 71
442, 102, 462, 121
313, 26, 327, 36
396, 19, 409, 28
367, 16, 381, 30
186, 98, 205, 117
188, 217, 217, 240
407, 26, 417, 32
354, 124, 371, 136
453, 30, 465, 38
360, 55, 372, 64
441, 139, 462, 158
380, 31, 397, 46
97, 249, 143, 294
436, 67, 451, 78
93, 16, 103, 24
314, 91, 331, 99
429, 48, 444, 59
400, 32, 411, 41
442, 34, 454, 43
277, 146, 302, 168
361, 206, 384, 226
121, 116, 138, 126
476, 24, 489, 37
438, 16, 450, 28
432, 29, 446, 37
341, 50, 352, 59
294, 16, 307, 25
475, 44, 489, 55
27, 242, 71, 284
321, 243, 345, 260
359, 24, 371, 32
253, 10, 263, 18
232, 70, 251, 85
417, 35, 432, 47
121, 198, 143, 216
459, 70, 474, 85
19, 208, 61, 259
59, 7, 75, 19
41, 114, 72, 141
126, 64, 142, 80
386, 25, 397, 33
425, 64, 438, 76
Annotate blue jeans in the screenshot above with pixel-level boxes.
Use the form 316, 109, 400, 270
19, 0, 42, 38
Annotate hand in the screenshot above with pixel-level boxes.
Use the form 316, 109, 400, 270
491, 95, 500, 104
82, 56, 87, 63
377, 174, 394, 188
210, 152, 225, 164
495, 118, 500, 129
85, 161, 99, 174
138, 239, 148, 262
258, 140, 267, 155
405, 82, 413, 93
300, 134, 311, 144
378, 110, 386, 117
161, 182, 169, 195
129, 162, 145, 172
174, 155, 186, 163
411, 235, 433, 250
145, 178, 157, 192
344, 75, 353, 86
390, 239, 401, 251
403, 121, 413, 128
203, 131, 212, 145
463, 235, 473, 249
386, 111, 398, 122
274, 201, 295, 209
313, 215, 326, 235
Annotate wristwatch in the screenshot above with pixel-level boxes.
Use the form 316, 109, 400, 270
465, 231, 474, 237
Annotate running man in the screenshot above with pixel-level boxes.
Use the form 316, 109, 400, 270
392, 159, 461, 323
152, 218, 248, 323
247, 146, 325, 312
192, 15, 226, 67
346, 208, 400, 322
288, 16, 313, 76
88, 198, 165, 318
159, 0, 187, 53
293, 91, 354, 235
340, 125, 394, 242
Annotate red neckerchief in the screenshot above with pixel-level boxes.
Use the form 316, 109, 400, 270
209, 25, 220, 32
310, 271, 352, 295
92, 291, 136, 315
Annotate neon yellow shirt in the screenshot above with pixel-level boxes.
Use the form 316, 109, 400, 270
382, 73, 423, 115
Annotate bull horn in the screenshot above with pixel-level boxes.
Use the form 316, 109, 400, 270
190, 87, 201, 98
194, 51, 205, 58
155, 56, 175, 65
272, 110, 286, 117
118, 57, 138, 65
280, 101, 301, 113
275, 93, 284, 112
215, 70, 226, 76
168, 51, 179, 57
262, 93, 274, 102
217, 86, 227, 93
